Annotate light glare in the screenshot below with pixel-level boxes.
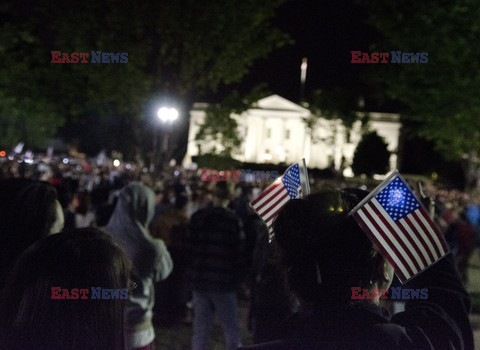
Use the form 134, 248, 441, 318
157, 107, 179, 122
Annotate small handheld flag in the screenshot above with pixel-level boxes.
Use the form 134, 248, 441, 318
250, 161, 308, 240
349, 170, 449, 283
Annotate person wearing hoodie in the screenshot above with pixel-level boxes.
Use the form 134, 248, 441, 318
106, 182, 173, 350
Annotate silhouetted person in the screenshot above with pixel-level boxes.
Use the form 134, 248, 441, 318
242, 190, 473, 350
0, 228, 130, 350
188, 194, 245, 350
445, 211, 475, 284
248, 216, 293, 343
152, 193, 190, 326
106, 182, 173, 350
0, 178, 64, 288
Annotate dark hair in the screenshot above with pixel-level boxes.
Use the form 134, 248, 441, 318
175, 193, 189, 210
273, 190, 378, 306
0, 178, 58, 284
75, 191, 91, 215
0, 228, 131, 350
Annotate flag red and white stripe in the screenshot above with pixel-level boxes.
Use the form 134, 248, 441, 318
350, 173, 449, 283
251, 180, 288, 233
250, 163, 302, 234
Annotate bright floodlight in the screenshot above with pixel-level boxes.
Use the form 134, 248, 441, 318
157, 107, 179, 122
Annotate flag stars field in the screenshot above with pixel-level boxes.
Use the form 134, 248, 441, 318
376, 178, 420, 221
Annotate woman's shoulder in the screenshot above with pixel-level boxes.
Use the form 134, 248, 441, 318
244, 307, 420, 350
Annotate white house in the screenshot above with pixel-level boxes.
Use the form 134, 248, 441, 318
184, 94, 401, 176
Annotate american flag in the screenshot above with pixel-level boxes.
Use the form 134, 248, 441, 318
250, 163, 302, 235
350, 173, 449, 283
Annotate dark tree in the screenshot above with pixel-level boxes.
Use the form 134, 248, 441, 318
0, 0, 290, 157
359, 0, 480, 188
352, 131, 390, 177
195, 84, 270, 157
309, 88, 367, 129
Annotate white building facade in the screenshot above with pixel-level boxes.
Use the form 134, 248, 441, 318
184, 95, 401, 176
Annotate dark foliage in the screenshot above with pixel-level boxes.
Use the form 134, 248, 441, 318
352, 132, 390, 177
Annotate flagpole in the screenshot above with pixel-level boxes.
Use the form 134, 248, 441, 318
300, 57, 308, 102
302, 158, 311, 195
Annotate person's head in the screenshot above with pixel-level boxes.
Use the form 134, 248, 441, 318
75, 191, 91, 215
199, 190, 214, 207
154, 188, 164, 205
273, 190, 394, 307
0, 228, 131, 350
0, 178, 63, 283
116, 182, 156, 227
175, 193, 189, 210
106, 182, 163, 280
191, 191, 200, 203
242, 185, 252, 196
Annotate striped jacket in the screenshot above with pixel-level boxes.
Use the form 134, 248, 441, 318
188, 206, 245, 292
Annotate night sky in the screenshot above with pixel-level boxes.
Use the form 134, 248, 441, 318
226, 0, 461, 184
225, 0, 377, 104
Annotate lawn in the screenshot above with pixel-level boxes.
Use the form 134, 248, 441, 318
154, 300, 253, 350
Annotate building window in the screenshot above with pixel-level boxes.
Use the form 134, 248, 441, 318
266, 128, 271, 138
285, 129, 290, 139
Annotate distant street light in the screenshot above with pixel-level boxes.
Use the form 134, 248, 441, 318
157, 107, 179, 122
151, 106, 179, 175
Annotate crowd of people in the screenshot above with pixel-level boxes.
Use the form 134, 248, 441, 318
0, 155, 271, 349
0, 154, 476, 349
